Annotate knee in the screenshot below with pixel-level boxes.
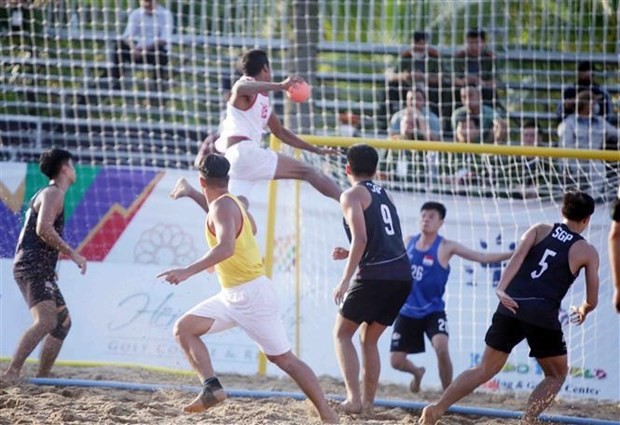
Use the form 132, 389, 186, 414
545, 364, 568, 381
266, 352, 295, 371
390, 353, 407, 370
434, 345, 450, 360
172, 317, 189, 342
49, 309, 71, 341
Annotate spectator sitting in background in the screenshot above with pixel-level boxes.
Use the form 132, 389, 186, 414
451, 86, 505, 143
557, 61, 614, 124
453, 28, 497, 104
338, 112, 361, 138
100, 0, 173, 86
389, 88, 441, 141
385, 31, 442, 121
558, 90, 618, 197
454, 115, 481, 144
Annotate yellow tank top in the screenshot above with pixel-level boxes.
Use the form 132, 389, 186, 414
206, 194, 265, 288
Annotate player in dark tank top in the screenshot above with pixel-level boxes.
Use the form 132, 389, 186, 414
419, 190, 599, 425
3, 149, 87, 382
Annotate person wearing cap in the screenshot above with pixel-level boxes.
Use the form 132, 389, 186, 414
557, 61, 614, 124
157, 154, 338, 423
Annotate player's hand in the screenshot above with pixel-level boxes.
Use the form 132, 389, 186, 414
614, 290, 620, 314
315, 147, 340, 156
496, 289, 518, 314
569, 305, 587, 325
333, 281, 349, 306
71, 252, 87, 275
332, 247, 349, 260
280, 75, 305, 91
157, 268, 192, 285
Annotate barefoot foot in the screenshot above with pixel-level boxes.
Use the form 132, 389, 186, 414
409, 366, 426, 393
320, 406, 340, 424
170, 178, 192, 200
336, 400, 362, 414
418, 404, 441, 425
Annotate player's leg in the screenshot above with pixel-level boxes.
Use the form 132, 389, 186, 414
273, 153, 341, 201
418, 345, 509, 425
169, 178, 209, 212
521, 324, 569, 424
359, 321, 387, 411
390, 314, 426, 393
3, 300, 58, 380
37, 304, 72, 377
521, 355, 567, 424
333, 313, 362, 413
266, 351, 339, 423
428, 312, 452, 390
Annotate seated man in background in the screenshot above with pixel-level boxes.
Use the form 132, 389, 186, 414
385, 31, 443, 123
558, 90, 618, 198
557, 61, 614, 124
453, 28, 498, 105
452, 86, 506, 144
389, 88, 442, 141
101, 0, 173, 85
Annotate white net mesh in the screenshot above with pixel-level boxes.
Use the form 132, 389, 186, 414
1, 0, 619, 403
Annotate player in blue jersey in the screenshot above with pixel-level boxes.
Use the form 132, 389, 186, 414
332, 144, 412, 414
390, 201, 513, 393
419, 190, 599, 425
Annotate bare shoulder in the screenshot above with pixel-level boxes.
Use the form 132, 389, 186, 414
571, 239, 599, 262
340, 185, 365, 204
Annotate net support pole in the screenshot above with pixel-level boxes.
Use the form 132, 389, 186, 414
259, 135, 282, 375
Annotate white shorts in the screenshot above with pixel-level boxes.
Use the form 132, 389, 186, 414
185, 275, 291, 356
224, 140, 278, 181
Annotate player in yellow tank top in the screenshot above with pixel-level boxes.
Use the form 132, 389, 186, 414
205, 194, 264, 288
157, 154, 338, 423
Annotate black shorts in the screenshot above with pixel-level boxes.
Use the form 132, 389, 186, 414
14, 272, 66, 309
340, 279, 411, 326
485, 312, 567, 359
390, 311, 448, 353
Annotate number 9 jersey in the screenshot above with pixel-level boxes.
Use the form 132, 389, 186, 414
342, 180, 411, 281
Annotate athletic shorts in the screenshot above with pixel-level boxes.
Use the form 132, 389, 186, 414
222, 140, 278, 197
14, 272, 66, 309
390, 311, 448, 354
340, 279, 411, 326
485, 312, 567, 359
185, 275, 290, 356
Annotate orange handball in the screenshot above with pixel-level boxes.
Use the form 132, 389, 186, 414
287, 80, 311, 103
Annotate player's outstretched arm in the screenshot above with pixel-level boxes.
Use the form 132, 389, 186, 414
570, 242, 599, 325
234, 75, 302, 96
447, 240, 513, 264
157, 198, 238, 285
267, 113, 336, 155
36, 187, 87, 274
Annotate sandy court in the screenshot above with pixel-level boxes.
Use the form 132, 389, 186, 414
0, 362, 617, 424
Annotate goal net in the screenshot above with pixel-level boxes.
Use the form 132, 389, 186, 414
0, 0, 618, 404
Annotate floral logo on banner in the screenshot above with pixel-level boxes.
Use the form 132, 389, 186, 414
134, 224, 197, 266
464, 233, 516, 287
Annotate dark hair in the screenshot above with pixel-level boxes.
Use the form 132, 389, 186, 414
347, 144, 378, 176
414, 86, 426, 101
577, 61, 592, 72
198, 153, 230, 186
240, 49, 270, 77
421, 201, 446, 219
561, 190, 595, 222
411, 31, 427, 43
466, 28, 486, 41
39, 148, 73, 179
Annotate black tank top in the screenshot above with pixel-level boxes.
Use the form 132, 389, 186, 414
343, 180, 410, 281
497, 223, 583, 329
13, 185, 64, 277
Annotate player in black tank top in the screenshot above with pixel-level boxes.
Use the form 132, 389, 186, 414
419, 191, 600, 425
3, 149, 87, 382
332, 144, 411, 413
342, 180, 410, 281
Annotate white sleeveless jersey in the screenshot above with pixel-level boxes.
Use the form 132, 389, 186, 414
219, 76, 272, 144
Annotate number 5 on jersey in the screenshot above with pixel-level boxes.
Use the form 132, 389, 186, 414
530, 248, 557, 279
